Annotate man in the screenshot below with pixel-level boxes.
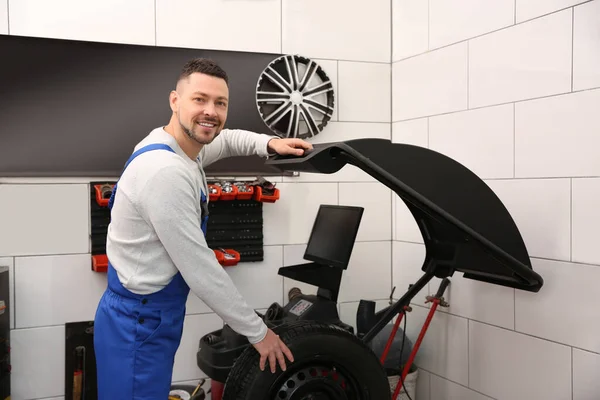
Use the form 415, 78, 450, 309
93, 58, 310, 399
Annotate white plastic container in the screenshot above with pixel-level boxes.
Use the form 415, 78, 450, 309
388, 367, 418, 400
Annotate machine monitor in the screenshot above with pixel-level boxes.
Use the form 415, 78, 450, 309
303, 205, 364, 269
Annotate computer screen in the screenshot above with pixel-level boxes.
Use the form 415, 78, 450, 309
304, 205, 364, 269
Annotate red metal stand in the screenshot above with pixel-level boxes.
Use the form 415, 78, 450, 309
379, 278, 450, 400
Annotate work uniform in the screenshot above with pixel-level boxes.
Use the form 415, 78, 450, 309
94, 127, 273, 399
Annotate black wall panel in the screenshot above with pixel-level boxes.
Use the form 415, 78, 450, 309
0, 34, 287, 177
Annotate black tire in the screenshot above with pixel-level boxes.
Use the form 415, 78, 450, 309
222, 321, 391, 400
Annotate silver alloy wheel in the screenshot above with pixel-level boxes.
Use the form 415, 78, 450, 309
256, 54, 335, 139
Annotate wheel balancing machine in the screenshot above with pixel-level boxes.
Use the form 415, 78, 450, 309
195, 138, 544, 400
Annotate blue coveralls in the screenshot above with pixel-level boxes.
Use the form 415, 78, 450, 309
94, 143, 209, 399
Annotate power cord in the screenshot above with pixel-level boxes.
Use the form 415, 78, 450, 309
395, 312, 413, 400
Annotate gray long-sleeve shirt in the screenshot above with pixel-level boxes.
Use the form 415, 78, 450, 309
106, 126, 274, 344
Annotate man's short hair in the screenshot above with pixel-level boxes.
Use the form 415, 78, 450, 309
177, 58, 229, 86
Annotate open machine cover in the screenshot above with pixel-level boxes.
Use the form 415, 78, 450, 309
266, 138, 543, 293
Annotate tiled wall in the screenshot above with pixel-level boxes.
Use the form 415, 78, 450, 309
392, 1, 600, 399
0, 1, 392, 399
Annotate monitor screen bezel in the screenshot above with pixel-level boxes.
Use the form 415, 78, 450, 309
303, 204, 364, 269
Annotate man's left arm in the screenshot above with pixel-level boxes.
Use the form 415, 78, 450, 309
199, 128, 312, 167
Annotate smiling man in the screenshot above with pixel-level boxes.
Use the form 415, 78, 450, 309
93, 58, 309, 400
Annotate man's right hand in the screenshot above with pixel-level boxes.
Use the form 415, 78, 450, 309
252, 328, 294, 373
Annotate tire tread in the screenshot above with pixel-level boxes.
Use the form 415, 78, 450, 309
222, 321, 389, 400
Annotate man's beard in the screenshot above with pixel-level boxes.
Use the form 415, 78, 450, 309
179, 117, 220, 145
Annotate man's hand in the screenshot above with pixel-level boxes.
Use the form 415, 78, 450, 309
268, 137, 313, 156
252, 328, 294, 373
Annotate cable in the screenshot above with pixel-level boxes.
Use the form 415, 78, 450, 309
391, 311, 413, 400
399, 312, 413, 400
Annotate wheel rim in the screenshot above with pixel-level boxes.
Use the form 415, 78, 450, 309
269, 360, 363, 400
256, 55, 335, 139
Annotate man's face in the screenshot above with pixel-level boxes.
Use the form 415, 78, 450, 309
172, 72, 229, 145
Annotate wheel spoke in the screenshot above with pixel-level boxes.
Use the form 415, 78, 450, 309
304, 98, 334, 117
303, 81, 334, 97
283, 55, 301, 91
264, 67, 292, 93
299, 104, 319, 138
289, 55, 301, 90
264, 101, 292, 124
299, 61, 318, 92
256, 91, 289, 103
286, 105, 300, 138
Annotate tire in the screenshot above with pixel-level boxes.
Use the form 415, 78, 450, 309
222, 321, 391, 400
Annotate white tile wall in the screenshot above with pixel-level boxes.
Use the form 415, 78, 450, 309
173, 313, 223, 382
392, 0, 429, 61
0, 0, 7, 34
415, 370, 431, 400
10, 326, 65, 399
15, 254, 107, 328
469, 321, 572, 400
515, 88, 600, 178
429, 0, 514, 50
516, 0, 590, 23
156, 0, 281, 54
337, 241, 392, 303
394, 196, 424, 243
392, 241, 429, 303
486, 179, 571, 261
572, 178, 600, 265
8, 0, 155, 45
0, 257, 14, 330
225, 245, 284, 309
392, 118, 428, 147
516, 258, 600, 353
468, 10, 572, 108
338, 62, 391, 122
281, 122, 391, 183
573, 0, 600, 91
282, 0, 390, 62
339, 182, 392, 242
573, 348, 600, 400
0, 184, 89, 256
435, 274, 515, 330
429, 104, 514, 179
393, 42, 468, 121
430, 374, 494, 400
404, 306, 469, 386
391, 0, 600, 399
262, 182, 338, 245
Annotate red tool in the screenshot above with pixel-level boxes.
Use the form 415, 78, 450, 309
233, 182, 255, 200
93, 184, 115, 207
208, 184, 222, 201
92, 255, 108, 273
206, 177, 280, 203
213, 248, 241, 267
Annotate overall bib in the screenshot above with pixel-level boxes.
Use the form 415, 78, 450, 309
94, 143, 208, 399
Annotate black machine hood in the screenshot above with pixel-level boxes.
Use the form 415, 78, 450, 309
265, 138, 543, 293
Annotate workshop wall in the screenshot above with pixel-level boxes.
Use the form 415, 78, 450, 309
0, 1, 393, 399
392, 1, 600, 399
